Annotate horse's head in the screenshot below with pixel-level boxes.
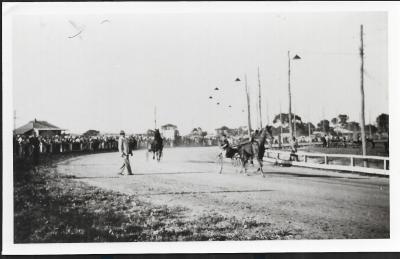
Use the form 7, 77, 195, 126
263, 125, 273, 138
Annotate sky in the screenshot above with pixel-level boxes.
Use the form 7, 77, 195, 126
12, 10, 388, 135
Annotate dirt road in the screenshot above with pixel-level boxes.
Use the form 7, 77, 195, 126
56, 146, 389, 239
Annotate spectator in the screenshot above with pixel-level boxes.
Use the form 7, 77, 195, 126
29, 132, 41, 167
289, 137, 299, 162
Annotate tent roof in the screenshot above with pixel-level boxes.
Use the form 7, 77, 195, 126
14, 119, 64, 135
161, 124, 177, 129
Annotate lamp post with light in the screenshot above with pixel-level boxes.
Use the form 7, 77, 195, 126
235, 75, 252, 140
288, 51, 301, 139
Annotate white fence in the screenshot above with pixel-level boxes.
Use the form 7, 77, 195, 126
264, 150, 389, 176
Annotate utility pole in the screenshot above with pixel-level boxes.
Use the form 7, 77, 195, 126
257, 67, 263, 129
245, 74, 252, 140
293, 103, 297, 138
360, 24, 367, 157
288, 51, 293, 139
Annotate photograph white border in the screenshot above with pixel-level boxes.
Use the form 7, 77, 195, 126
2, 1, 400, 255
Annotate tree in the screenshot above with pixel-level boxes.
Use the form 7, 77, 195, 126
83, 129, 99, 137
338, 114, 349, 126
317, 120, 330, 133
331, 117, 338, 126
296, 122, 315, 136
376, 113, 389, 133
346, 121, 360, 132
272, 113, 302, 126
365, 124, 378, 135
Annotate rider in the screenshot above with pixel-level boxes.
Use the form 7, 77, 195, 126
251, 129, 259, 142
219, 134, 230, 158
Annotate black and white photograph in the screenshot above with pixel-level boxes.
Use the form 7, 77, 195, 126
2, 1, 400, 255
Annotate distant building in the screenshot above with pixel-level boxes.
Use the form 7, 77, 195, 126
14, 119, 65, 137
160, 124, 179, 146
215, 126, 232, 136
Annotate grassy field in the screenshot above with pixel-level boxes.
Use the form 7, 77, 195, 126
300, 142, 388, 157
14, 154, 298, 243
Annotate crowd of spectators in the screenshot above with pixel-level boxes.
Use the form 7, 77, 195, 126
13, 133, 150, 161
14, 134, 116, 159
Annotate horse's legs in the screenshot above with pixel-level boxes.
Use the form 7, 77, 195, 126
236, 157, 242, 173
241, 157, 249, 176
244, 161, 249, 176
256, 157, 265, 177
218, 153, 223, 174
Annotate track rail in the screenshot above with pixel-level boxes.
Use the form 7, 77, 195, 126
264, 150, 389, 176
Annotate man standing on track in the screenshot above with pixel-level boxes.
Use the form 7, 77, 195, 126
118, 130, 133, 175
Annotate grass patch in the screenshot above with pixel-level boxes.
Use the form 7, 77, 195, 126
14, 154, 301, 242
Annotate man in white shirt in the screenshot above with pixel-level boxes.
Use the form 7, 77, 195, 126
118, 130, 133, 175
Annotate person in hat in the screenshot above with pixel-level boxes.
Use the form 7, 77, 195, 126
118, 130, 133, 175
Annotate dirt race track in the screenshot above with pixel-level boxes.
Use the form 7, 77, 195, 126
56, 146, 389, 239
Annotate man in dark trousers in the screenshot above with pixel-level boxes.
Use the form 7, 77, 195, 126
118, 130, 133, 175
29, 131, 41, 168
289, 136, 299, 162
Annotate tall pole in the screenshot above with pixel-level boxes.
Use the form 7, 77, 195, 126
360, 24, 367, 157
257, 67, 263, 129
288, 51, 293, 139
293, 103, 297, 137
245, 74, 252, 140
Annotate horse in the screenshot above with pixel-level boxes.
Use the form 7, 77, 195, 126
147, 129, 163, 162
218, 125, 273, 177
218, 145, 241, 174
236, 125, 273, 177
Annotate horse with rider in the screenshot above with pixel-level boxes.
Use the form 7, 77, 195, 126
147, 129, 164, 161
218, 125, 273, 177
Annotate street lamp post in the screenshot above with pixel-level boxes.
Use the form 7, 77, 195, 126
236, 75, 252, 140
288, 51, 301, 139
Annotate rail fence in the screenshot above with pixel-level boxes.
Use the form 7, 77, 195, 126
264, 150, 389, 176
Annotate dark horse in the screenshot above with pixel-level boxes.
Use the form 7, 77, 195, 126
238, 125, 273, 177
147, 129, 163, 161
218, 125, 273, 177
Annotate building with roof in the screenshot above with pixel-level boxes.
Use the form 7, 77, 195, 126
14, 119, 65, 137
160, 124, 179, 146
215, 126, 232, 136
